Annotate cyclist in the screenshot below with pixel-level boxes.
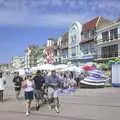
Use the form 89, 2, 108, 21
45, 70, 63, 113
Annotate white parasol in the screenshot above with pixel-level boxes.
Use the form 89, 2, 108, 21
38, 64, 55, 70
61, 66, 84, 73
55, 64, 68, 70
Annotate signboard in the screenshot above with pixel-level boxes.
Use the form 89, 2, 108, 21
112, 63, 120, 87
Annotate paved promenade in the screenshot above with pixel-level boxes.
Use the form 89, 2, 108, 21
0, 78, 120, 120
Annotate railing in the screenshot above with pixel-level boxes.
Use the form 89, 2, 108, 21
54, 44, 68, 49
96, 52, 119, 59
96, 34, 120, 45
61, 44, 68, 49
81, 35, 95, 43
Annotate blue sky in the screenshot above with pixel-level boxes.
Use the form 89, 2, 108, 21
0, 0, 120, 64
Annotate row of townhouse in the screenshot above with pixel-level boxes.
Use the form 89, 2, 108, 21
69, 16, 111, 65
45, 16, 115, 65
96, 19, 120, 61
10, 16, 120, 69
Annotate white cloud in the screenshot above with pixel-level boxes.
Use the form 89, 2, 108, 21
0, 0, 119, 27
0, 10, 89, 27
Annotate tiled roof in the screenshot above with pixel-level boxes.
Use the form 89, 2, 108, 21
82, 17, 99, 32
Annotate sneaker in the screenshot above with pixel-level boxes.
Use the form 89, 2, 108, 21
26, 112, 30, 116
36, 104, 40, 111
55, 106, 60, 113
48, 105, 52, 111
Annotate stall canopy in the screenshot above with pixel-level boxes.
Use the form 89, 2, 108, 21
54, 64, 68, 70
38, 64, 55, 70
62, 66, 84, 73
82, 62, 96, 71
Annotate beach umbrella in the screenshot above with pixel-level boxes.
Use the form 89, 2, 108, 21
82, 65, 95, 71
82, 62, 96, 71
88, 69, 106, 78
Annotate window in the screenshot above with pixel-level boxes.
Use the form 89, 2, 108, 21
114, 28, 118, 39
74, 35, 76, 42
83, 44, 88, 54
62, 49, 68, 58
101, 44, 118, 58
84, 32, 89, 38
84, 50, 88, 54
71, 47, 76, 56
110, 29, 114, 40
102, 31, 109, 42
54, 50, 57, 56
71, 35, 76, 45
110, 28, 118, 40
91, 48, 95, 53
90, 30, 95, 37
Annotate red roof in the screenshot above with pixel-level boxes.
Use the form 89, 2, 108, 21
82, 17, 99, 32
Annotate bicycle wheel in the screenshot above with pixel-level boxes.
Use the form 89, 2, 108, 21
54, 97, 60, 113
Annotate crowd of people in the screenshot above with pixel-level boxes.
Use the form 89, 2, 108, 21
0, 64, 111, 116
0, 69, 84, 116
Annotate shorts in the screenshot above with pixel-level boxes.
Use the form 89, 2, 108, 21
24, 91, 33, 100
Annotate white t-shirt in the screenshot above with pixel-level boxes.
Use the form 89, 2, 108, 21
24, 79, 34, 92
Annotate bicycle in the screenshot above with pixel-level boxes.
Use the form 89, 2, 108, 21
46, 83, 61, 113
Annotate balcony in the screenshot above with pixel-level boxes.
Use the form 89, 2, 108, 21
96, 47, 119, 60
53, 44, 58, 50
96, 34, 120, 46
61, 43, 68, 49
81, 35, 95, 44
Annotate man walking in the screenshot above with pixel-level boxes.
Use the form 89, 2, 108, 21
33, 70, 45, 111
13, 72, 23, 100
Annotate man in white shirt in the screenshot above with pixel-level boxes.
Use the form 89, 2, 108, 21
0, 72, 6, 102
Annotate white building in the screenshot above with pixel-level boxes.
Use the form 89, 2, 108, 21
11, 56, 25, 69
55, 32, 68, 64
68, 21, 82, 65
96, 20, 120, 60
46, 38, 55, 47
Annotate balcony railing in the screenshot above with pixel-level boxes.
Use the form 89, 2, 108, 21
61, 44, 68, 49
96, 34, 120, 45
96, 52, 119, 59
81, 35, 95, 43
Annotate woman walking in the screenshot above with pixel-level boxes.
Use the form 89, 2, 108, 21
22, 74, 34, 116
